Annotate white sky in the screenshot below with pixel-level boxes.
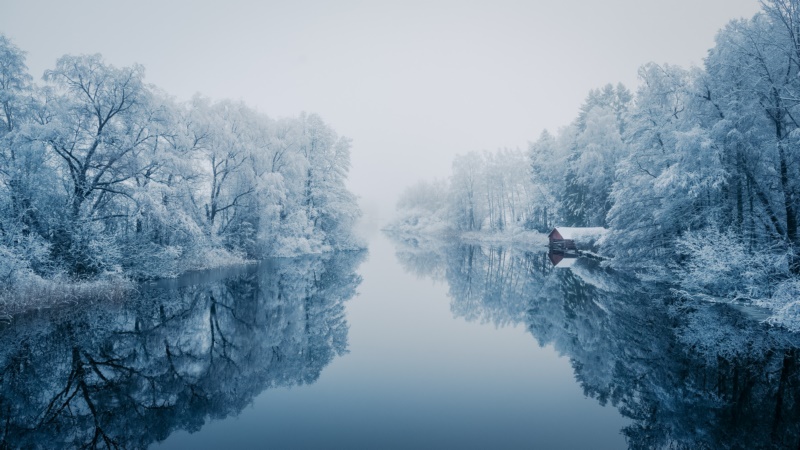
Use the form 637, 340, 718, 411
1, 0, 762, 218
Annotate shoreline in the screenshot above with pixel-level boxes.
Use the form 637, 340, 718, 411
0, 246, 368, 321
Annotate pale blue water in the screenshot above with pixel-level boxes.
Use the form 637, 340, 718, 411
2, 233, 799, 449
157, 234, 628, 449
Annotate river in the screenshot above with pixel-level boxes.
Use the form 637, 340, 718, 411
1, 232, 798, 449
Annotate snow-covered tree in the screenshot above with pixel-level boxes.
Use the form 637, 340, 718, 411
0, 33, 363, 293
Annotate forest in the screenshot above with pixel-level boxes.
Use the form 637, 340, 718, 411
0, 35, 362, 307
390, 0, 800, 329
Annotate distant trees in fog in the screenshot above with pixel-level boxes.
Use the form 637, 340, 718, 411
0, 36, 361, 294
392, 148, 535, 234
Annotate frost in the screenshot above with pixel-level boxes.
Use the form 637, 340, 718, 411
0, 35, 363, 312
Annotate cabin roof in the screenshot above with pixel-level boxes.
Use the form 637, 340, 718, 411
549, 226, 607, 240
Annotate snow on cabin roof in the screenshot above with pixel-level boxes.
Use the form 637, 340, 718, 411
554, 256, 578, 268
549, 227, 607, 240
548, 251, 579, 268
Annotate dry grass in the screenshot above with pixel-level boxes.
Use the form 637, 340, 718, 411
0, 275, 135, 320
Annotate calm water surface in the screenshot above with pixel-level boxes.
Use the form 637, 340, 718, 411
159, 234, 628, 449
2, 233, 799, 448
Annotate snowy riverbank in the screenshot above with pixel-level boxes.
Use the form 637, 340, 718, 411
383, 223, 548, 250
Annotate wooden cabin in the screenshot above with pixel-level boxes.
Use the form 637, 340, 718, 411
548, 227, 607, 252
548, 227, 577, 252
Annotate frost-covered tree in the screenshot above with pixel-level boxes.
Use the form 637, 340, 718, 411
568, 85, 631, 226
450, 151, 485, 231
395, 148, 535, 233
0, 34, 363, 296
0, 36, 52, 284
705, 12, 800, 269
297, 113, 361, 252
38, 54, 164, 275
268, 113, 361, 255
481, 148, 532, 231
390, 178, 450, 233
605, 64, 725, 266
565, 104, 629, 227
527, 130, 564, 231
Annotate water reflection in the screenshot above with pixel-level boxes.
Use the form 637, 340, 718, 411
0, 251, 364, 449
391, 235, 800, 449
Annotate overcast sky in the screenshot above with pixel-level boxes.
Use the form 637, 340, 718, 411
2, 0, 762, 218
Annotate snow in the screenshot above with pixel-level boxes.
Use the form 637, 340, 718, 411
459, 229, 548, 248
553, 256, 578, 268
551, 227, 608, 241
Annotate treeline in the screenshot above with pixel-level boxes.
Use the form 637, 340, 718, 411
392, 0, 800, 317
390, 86, 630, 236
392, 148, 534, 234
0, 35, 361, 291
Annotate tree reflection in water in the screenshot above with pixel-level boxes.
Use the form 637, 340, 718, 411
0, 251, 364, 449
392, 235, 800, 449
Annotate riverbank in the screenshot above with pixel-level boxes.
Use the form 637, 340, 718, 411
0, 240, 374, 320
458, 229, 547, 249
0, 274, 135, 320
383, 224, 547, 250
0, 247, 255, 319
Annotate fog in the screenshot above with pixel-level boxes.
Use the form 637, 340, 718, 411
1, 0, 761, 221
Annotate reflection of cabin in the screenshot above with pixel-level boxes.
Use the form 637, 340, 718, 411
548, 250, 578, 269
548, 227, 607, 252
